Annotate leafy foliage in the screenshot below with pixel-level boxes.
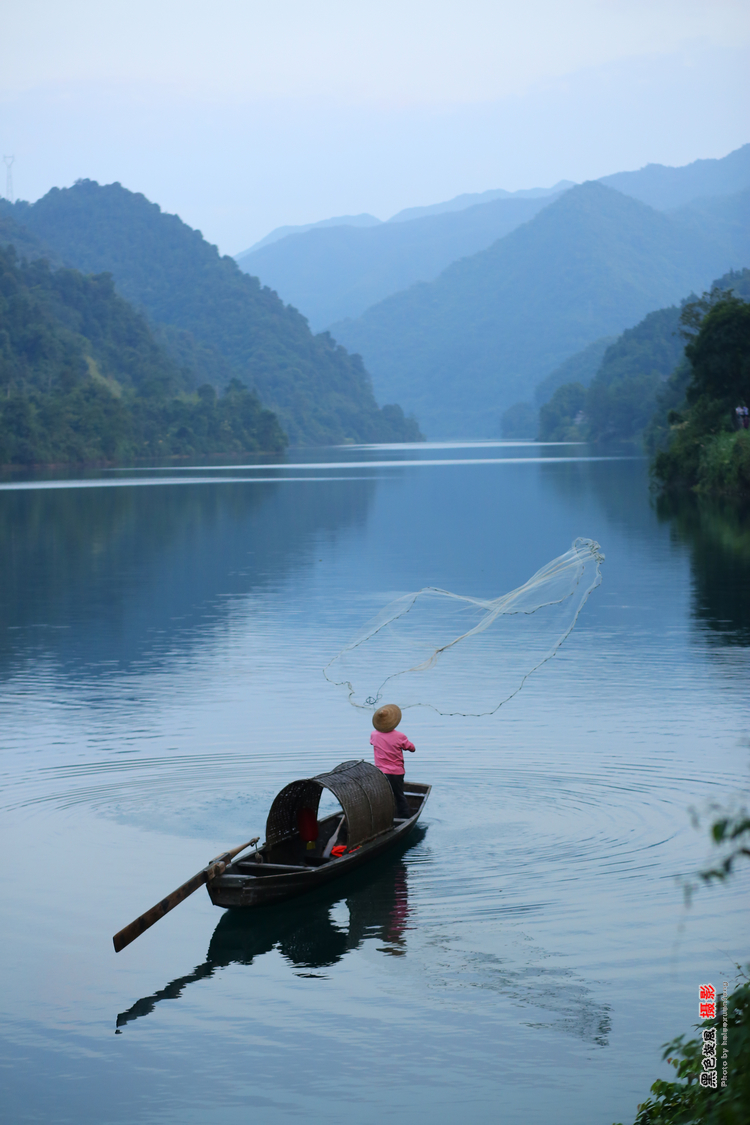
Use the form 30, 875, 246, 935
536, 306, 685, 442
536, 270, 750, 447
537, 383, 587, 441
684, 299, 750, 405
611, 980, 749, 1125
0, 245, 287, 464
652, 286, 750, 495
533, 335, 616, 408
613, 792, 750, 1125
2, 181, 421, 445
501, 336, 616, 439
699, 809, 750, 884
584, 307, 686, 440
0, 212, 60, 266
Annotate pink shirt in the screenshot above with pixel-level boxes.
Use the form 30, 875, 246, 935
370, 729, 416, 775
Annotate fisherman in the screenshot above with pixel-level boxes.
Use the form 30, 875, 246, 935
370, 704, 415, 820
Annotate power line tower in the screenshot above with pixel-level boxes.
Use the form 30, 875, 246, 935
3, 156, 15, 203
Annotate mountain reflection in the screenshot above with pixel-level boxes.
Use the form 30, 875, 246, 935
657, 493, 750, 645
115, 842, 418, 1031
540, 454, 750, 647
0, 476, 375, 676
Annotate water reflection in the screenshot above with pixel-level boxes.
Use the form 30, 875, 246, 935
656, 494, 750, 645
116, 841, 418, 1031
0, 477, 376, 676
540, 453, 750, 647
115, 823, 612, 1049
540, 452, 657, 544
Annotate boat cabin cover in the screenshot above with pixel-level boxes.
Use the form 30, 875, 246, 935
265, 759, 396, 849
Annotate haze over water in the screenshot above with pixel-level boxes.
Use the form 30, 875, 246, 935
0, 441, 747, 1125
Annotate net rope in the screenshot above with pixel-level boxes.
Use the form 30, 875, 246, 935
324, 537, 604, 717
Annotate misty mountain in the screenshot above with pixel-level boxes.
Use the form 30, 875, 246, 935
0, 181, 420, 445
500, 336, 616, 438
0, 243, 287, 464
668, 186, 750, 261
0, 214, 62, 267
237, 180, 574, 261
533, 337, 617, 408
386, 181, 573, 223
237, 192, 563, 330
329, 182, 750, 438
236, 146, 750, 334
240, 212, 380, 255
581, 305, 685, 442
599, 143, 750, 211
538, 267, 750, 445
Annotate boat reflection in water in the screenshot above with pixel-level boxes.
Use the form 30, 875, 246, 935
115, 830, 422, 1031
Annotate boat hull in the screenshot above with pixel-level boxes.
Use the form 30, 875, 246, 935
207, 782, 430, 909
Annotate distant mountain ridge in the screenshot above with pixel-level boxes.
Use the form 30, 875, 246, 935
385, 181, 574, 223
236, 145, 750, 334
329, 181, 750, 437
238, 192, 563, 330
0, 182, 421, 445
600, 143, 750, 211
235, 180, 574, 258
243, 213, 380, 255
536, 267, 750, 445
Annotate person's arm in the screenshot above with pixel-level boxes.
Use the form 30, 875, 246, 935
401, 735, 416, 753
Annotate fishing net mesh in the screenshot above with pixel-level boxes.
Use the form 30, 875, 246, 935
324, 537, 604, 717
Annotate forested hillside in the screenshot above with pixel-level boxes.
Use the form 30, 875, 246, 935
0, 181, 420, 445
0, 245, 286, 464
535, 337, 615, 401
536, 268, 750, 444
237, 193, 561, 330
500, 336, 615, 437
537, 306, 684, 442
330, 182, 749, 437
652, 286, 750, 496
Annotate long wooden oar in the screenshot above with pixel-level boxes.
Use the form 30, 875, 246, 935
113, 837, 260, 953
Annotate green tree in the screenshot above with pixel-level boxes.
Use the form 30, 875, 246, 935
613, 797, 750, 1125
0, 245, 288, 464
653, 291, 750, 495
4, 181, 422, 444
537, 382, 586, 441
684, 298, 750, 407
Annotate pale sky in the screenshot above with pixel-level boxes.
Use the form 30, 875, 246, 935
2, 0, 749, 252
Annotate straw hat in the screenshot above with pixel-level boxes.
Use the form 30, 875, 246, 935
372, 703, 402, 733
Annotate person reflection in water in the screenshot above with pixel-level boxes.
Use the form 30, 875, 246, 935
381, 866, 410, 955
370, 704, 415, 820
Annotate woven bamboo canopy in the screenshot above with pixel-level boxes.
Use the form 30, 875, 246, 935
265, 759, 395, 848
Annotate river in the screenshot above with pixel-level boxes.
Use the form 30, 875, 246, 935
1, 441, 747, 1124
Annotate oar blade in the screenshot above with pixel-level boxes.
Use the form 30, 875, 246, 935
113, 871, 206, 952
112, 837, 259, 953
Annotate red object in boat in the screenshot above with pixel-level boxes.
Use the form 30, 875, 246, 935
330, 845, 347, 857
297, 807, 318, 842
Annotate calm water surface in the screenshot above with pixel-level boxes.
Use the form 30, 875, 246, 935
0, 442, 747, 1125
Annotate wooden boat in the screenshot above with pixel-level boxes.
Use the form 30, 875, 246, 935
207, 759, 430, 909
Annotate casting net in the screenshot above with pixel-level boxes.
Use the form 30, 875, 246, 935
324, 537, 604, 716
